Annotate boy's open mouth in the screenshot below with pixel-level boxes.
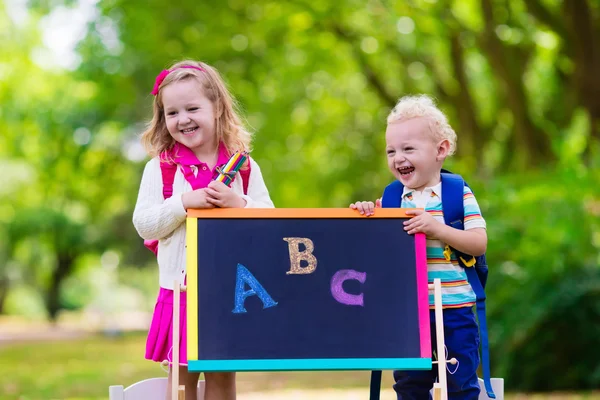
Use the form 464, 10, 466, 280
397, 166, 415, 176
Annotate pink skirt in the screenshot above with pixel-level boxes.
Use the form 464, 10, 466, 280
145, 287, 188, 365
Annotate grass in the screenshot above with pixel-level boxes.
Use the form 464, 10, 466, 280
1, 332, 599, 400
0, 331, 392, 400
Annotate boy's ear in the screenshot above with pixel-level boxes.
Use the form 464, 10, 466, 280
436, 139, 450, 161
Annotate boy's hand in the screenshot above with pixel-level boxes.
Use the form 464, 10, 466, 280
404, 209, 442, 236
349, 198, 381, 216
182, 188, 216, 210
205, 181, 247, 208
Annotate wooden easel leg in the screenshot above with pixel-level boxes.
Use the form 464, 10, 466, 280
432, 383, 443, 400
434, 279, 448, 400
173, 280, 181, 400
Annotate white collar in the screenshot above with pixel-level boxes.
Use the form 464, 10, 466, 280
401, 181, 442, 198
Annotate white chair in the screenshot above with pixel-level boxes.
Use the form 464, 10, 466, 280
477, 378, 504, 400
110, 283, 201, 399
430, 378, 504, 399
109, 377, 205, 400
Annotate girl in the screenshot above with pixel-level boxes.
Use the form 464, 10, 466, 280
133, 60, 274, 400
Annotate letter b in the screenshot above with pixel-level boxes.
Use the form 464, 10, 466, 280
283, 237, 317, 275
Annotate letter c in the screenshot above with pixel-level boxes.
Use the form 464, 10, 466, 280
330, 269, 366, 306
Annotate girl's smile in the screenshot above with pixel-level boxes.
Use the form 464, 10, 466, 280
181, 127, 198, 135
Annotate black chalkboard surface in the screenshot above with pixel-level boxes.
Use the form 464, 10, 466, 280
186, 209, 430, 372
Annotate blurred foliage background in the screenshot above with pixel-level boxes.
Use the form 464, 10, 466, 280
1, 0, 599, 396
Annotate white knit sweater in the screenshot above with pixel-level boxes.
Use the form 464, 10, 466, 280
132, 156, 275, 289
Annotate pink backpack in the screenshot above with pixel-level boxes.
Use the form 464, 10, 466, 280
144, 159, 251, 255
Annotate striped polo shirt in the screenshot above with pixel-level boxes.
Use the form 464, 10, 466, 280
401, 181, 486, 309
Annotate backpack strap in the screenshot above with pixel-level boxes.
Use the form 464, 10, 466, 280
143, 159, 178, 256
441, 173, 482, 282
440, 173, 495, 399
157, 149, 179, 199
160, 160, 178, 199
381, 180, 404, 208
240, 159, 251, 195
440, 173, 464, 230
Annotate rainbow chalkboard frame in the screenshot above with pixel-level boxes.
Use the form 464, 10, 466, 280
186, 208, 431, 372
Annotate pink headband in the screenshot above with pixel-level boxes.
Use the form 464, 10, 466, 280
151, 65, 205, 96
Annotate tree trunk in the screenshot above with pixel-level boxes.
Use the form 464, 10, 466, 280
0, 275, 9, 314
46, 253, 74, 321
449, 32, 484, 158
563, 0, 600, 161
479, 0, 554, 166
523, 0, 599, 161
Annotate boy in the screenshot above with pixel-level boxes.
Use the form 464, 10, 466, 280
351, 95, 487, 399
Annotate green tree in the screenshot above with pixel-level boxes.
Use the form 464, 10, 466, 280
0, 5, 141, 319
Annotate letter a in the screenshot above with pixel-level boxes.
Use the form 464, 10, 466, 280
283, 237, 317, 274
232, 264, 278, 314
330, 269, 366, 306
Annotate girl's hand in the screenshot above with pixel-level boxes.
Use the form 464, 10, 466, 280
182, 189, 216, 210
205, 181, 246, 208
404, 209, 442, 236
349, 198, 381, 216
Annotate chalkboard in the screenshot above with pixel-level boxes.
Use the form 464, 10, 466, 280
186, 209, 430, 372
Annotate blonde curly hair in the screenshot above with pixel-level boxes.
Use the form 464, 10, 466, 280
387, 94, 457, 156
141, 60, 252, 161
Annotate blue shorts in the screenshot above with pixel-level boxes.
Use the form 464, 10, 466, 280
393, 307, 480, 400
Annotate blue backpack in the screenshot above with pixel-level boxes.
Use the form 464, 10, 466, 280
369, 171, 495, 399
